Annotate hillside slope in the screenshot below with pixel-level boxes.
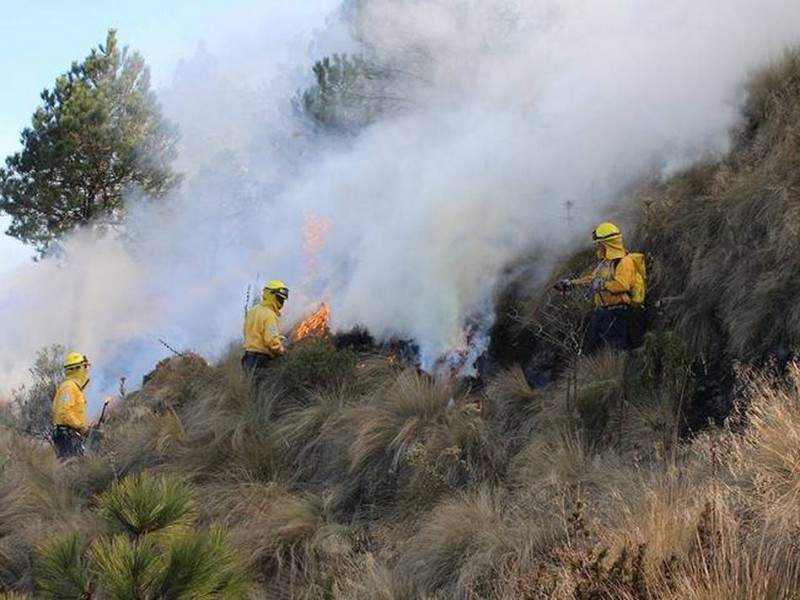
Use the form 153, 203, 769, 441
3, 51, 800, 600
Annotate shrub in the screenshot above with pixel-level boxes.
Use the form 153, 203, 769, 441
88, 534, 162, 599
9, 345, 64, 439
404, 404, 505, 507
152, 525, 254, 599
278, 337, 358, 398
96, 472, 196, 538
34, 472, 255, 599
35, 532, 91, 600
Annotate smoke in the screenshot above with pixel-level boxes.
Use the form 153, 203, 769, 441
2, 0, 800, 408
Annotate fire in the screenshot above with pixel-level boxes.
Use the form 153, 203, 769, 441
293, 303, 331, 342
302, 213, 331, 283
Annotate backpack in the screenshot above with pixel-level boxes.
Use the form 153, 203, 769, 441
627, 252, 647, 306
611, 252, 647, 306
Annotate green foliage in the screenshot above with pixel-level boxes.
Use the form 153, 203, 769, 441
155, 525, 254, 599
294, 53, 390, 133
88, 534, 162, 599
34, 472, 254, 599
35, 532, 92, 599
0, 29, 179, 255
278, 338, 357, 398
96, 472, 196, 538
632, 329, 694, 402
9, 345, 65, 438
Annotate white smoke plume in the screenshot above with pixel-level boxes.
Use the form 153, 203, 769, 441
1, 0, 800, 410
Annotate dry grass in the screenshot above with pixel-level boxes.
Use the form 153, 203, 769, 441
312, 368, 456, 514
395, 487, 563, 598
271, 386, 352, 483
7, 346, 800, 597
201, 480, 357, 597
394, 488, 511, 597
636, 50, 800, 360
327, 554, 406, 600
484, 365, 545, 443
0, 431, 94, 593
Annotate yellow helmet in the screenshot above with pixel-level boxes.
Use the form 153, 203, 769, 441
264, 279, 289, 300
592, 222, 621, 243
63, 352, 90, 370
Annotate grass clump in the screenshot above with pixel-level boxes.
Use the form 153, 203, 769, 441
202, 480, 358, 597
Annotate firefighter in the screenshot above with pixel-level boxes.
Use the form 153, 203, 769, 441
242, 279, 289, 375
554, 222, 637, 351
51, 352, 92, 458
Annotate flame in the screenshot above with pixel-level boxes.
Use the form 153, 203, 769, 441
293, 303, 331, 342
302, 213, 331, 283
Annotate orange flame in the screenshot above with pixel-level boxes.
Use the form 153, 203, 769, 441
302, 213, 331, 283
293, 303, 331, 342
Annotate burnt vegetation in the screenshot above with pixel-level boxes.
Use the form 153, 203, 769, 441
3, 47, 800, 600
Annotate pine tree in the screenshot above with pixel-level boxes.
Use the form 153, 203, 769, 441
0, 30, 179, 256
295, 53, 390, 133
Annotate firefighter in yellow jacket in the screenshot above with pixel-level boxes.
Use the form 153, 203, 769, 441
242, 280, 289, 374
555, 222, 635, 351
51, 352, 92, 458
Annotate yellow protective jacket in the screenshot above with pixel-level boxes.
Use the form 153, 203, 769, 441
570, 238, 635, 308
51, 373, 90, 433
243, 291, 285, 356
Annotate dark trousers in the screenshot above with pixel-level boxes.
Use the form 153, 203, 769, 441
241, 351, 273, 376
627, 305, 648, 349
52, 426, 85, 458
589, 305, 630, 352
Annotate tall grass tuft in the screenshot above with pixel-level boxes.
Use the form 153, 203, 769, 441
319, 368, 453, 514
272, 386, 351, 483
395, 488, 510, 597
201, 480, 357, 596
485, 365, 544, 444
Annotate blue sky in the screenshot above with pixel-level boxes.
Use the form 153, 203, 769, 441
0, 0, 289, 268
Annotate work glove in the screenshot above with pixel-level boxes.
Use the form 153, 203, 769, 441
591, 278, 607, 293
553, 279, 572, 292
279, 335, 292, 351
